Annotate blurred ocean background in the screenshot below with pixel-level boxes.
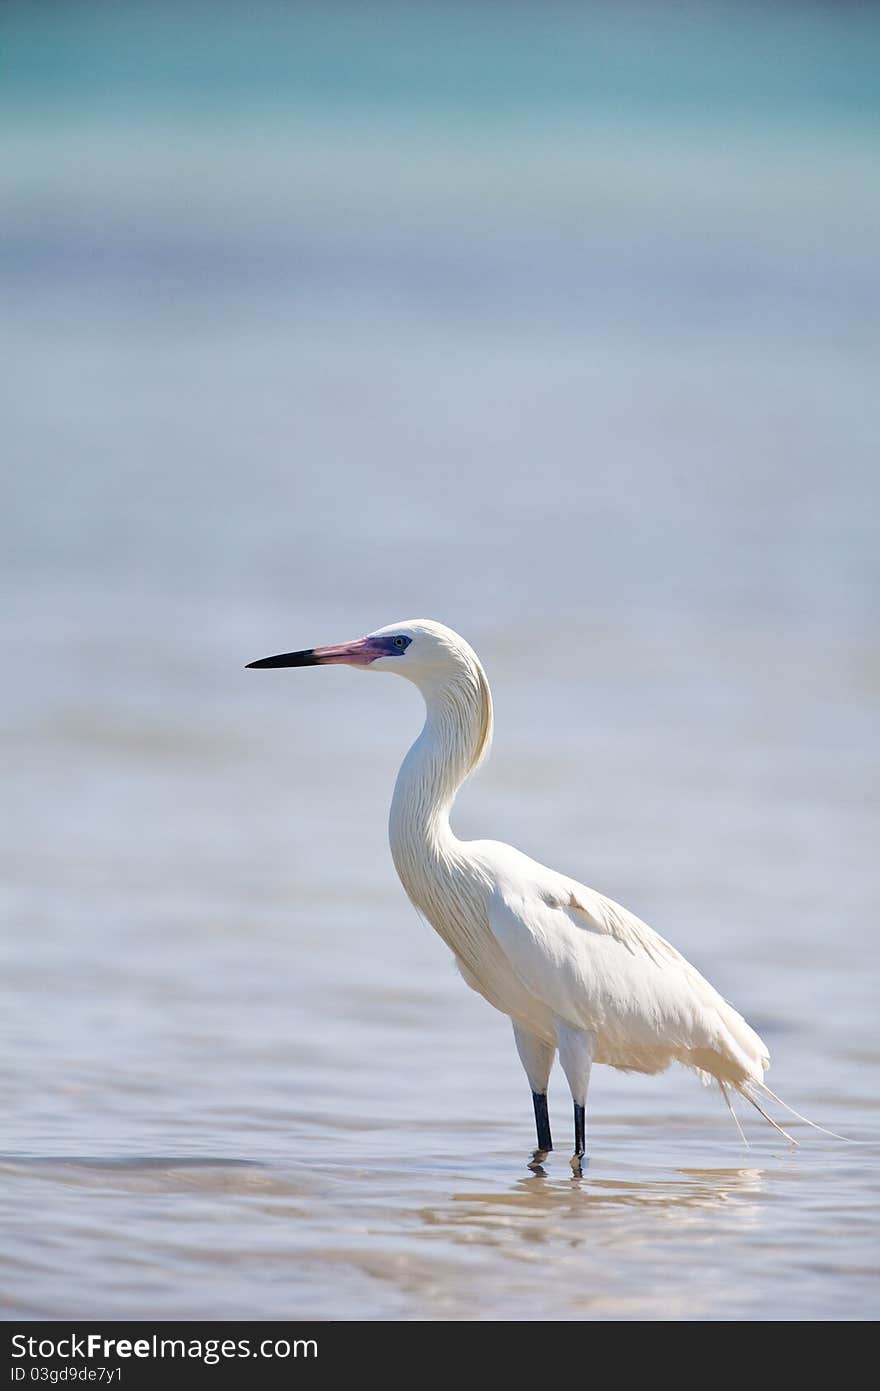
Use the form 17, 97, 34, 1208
2, 1, 878, 1320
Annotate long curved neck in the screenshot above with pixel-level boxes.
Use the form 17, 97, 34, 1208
389, 667, 491, 892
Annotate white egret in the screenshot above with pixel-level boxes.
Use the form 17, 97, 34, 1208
248, 618, 836, 1168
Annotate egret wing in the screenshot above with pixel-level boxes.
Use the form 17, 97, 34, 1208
486, 878, 676, 1022
484, 868, 757, 1074
553, 882, 685, 966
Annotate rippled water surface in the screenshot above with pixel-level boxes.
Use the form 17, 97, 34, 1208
2, 1, 879, 1321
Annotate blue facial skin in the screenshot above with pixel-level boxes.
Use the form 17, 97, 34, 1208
372, 634, 412, 659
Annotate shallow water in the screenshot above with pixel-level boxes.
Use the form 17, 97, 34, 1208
1, 1140, 875, 1322
2, 1, 879, 1321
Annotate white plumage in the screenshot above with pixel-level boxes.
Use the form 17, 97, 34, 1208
248, 617, 833, 1165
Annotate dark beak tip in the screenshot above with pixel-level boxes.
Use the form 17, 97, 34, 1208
244, 649, 319, 670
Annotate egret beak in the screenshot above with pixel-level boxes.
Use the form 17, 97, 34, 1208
246, 637, 378, 669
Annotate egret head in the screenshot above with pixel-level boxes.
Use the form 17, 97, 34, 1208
247, 618, 493, 769
247, 619, 474, 687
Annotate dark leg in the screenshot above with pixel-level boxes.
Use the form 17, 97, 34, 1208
532, 1091, 552, 1154
556, 1023, 592, 1173
573, 1102, 586, 1170
512, 1022, 556, 1170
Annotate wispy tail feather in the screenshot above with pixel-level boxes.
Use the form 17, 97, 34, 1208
719, 1081, 750, 1147
739, 1084, 798, 1145
755, 1081, 850, 1142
